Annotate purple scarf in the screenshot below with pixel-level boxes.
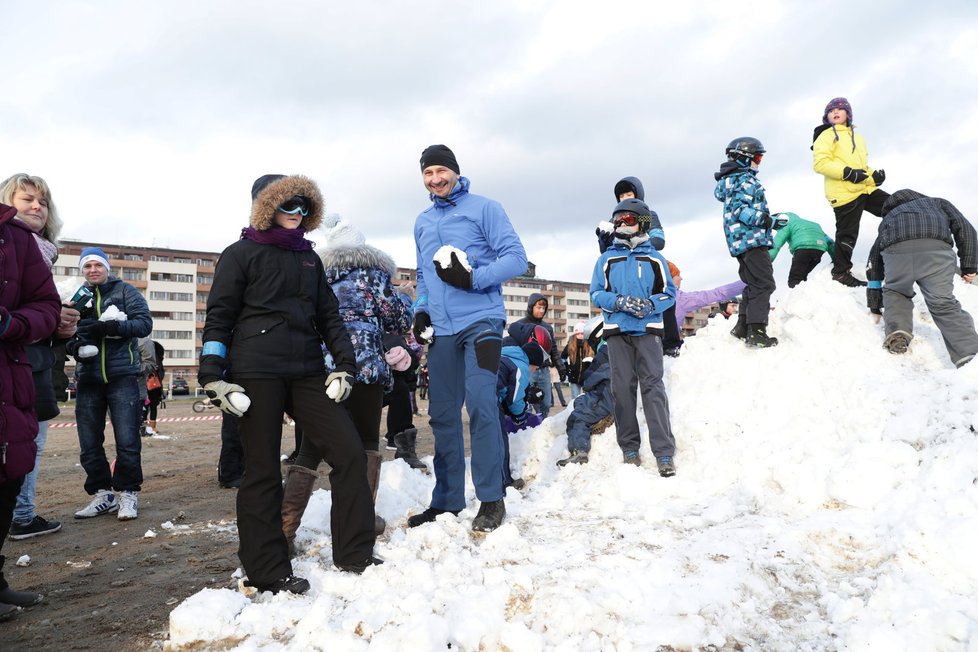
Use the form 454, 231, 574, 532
240, 226, 314, 251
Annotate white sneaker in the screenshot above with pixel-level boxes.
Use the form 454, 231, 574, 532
74, 489, 118, 519
117, 491, 139, 521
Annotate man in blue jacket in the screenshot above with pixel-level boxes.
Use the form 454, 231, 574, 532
67, 248, 152, 521
408, 145, 528, 532
590, 199, 678, 476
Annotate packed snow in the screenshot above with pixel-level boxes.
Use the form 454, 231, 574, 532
168, 270, 978, 651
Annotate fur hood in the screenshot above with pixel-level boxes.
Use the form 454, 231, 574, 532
318, 243, 398, 278
250, 175, 324, 232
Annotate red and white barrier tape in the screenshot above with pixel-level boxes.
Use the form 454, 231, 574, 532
49, 414, 223, 429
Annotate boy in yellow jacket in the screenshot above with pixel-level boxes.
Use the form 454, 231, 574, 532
812, 97, 889, 287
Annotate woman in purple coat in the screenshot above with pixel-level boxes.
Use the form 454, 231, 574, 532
0, 202, 60, 621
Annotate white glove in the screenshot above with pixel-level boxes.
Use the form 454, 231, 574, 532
204, 380, 250, 417
384, 346, 411, 372
325, 371, 353, 403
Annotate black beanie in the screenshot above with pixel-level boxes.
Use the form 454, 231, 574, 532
420, 145, 460, 174
251, 174, 286, 201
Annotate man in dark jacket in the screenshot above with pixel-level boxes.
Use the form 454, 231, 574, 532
508, 293, 565, 419
67, 248, 152, 521
866, 189, 978, 367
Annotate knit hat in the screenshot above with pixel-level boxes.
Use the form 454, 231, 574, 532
522, 341, 547, 367
573, 321, 585, 335
822, 97, 856, 153
79, 246, 111, 271
321, 213, 366, 249
667, 261, 680, 278
420, 145, 460, 174
822, 97, 853, 126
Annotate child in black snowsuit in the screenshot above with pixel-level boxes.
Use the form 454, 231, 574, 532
557, 316, 613, 466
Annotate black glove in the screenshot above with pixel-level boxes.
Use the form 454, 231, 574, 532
772, 213, 790, 229
843, 167, 869, 183
525, 384, 545, 405
412, 311, 434, 345
759, 212, 773, 230
872, 169, 885, 186
558, 366, 567, 383
664, 347, 681, 358
84, 320, 119, 339
434, 251, 473, 289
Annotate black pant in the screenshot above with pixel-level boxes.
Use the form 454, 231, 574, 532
234, 376, 375, 585
738, 248, 776, 325
295, 383, 385, 468
218, 413, 244, 484
385, 376, 414, 437
0, 476, 25, 591
832, 189, 889, 274
146, 387, 163, 421
787, 249, 825, 288
662, 305, 682, 352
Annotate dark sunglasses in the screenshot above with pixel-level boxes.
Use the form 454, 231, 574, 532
613, 212, 640, 226
278, 196, 310, 216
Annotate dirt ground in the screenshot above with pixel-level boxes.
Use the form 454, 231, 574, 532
2, 391, 570, 650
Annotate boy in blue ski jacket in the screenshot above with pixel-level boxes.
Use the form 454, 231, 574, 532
408, 144, 528, 533
590, 198, 678, 477
714, 136, 783, 348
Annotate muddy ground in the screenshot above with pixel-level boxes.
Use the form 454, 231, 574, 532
3, 392, 569, 650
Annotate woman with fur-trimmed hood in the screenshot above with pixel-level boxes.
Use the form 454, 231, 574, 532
198, 174, 379, 595
283, 214, 413, 540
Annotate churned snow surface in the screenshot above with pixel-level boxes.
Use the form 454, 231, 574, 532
169, 271, 978, 651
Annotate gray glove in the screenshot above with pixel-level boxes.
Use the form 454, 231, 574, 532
203, 380, 248, 417
325, 371, 353, 403
614, 295, 653, 318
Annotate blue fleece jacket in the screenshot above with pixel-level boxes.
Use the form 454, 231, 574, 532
414, 177, 528, 336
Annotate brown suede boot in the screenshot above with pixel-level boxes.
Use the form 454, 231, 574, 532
365, 450, 386, 536
281, 465, 319, 557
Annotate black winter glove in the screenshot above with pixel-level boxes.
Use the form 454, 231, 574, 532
412, 311, 434, 345
872, 169, 885, 186
843, 167, 869, 184
434, 251, 473, 289
525, 384, 545, 405
83, 320, 119, 339
558, 366, 567, 383
759, 212, 773, 230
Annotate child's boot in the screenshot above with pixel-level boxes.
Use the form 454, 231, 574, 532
746, 324, 778, 348
730, 313, 748, 340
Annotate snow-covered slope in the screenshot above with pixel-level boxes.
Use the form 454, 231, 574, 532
169, 269, 978, 651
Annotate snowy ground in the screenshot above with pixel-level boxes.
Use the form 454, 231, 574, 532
168, 270, 978, 651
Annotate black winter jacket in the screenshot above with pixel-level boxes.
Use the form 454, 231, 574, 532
508, 292, 564, 374
201, 239, 356, 382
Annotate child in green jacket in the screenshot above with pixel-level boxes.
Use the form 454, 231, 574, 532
769, 212, 836, 288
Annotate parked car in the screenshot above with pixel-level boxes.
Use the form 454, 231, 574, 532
171, 378, 190, 395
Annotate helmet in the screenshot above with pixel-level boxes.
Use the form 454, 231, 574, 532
582, 315, 604, 350
612, 198, 653, 234
725, 137, 766, 162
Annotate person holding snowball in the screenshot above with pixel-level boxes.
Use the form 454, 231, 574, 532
67, 247, 152, 521
198, 174, 377, 595
408, 145, 528, 533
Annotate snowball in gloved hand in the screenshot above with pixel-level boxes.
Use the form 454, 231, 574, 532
78, 345, 99, 358
227, 392, 251, 414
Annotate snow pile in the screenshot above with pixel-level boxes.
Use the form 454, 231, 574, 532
169, 269, 978, 650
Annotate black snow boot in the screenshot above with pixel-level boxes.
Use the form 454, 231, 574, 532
746, 323, 778, 348
472, 499, 506, 532
394, 428, 428, 471
730, 313, 748, 340
407, 507, 460, 528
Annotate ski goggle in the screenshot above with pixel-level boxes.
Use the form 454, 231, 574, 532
613, 212, 640, 226
278, 196, 310, 216
752, 153, 764, 163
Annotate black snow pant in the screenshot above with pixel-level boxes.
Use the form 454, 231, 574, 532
787, 249, 825, 288
737, 248, 777, 325
218, 412, 244, 484
831, 189, 889, 275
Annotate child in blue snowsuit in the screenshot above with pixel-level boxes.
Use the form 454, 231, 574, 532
557, 316, 612, 466
590, 198, 678, 477
497, 340, 547, 489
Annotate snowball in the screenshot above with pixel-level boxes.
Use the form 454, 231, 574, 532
227, 392, 251, 413
78, 345, 99, 358
100, 305, 127, 322
433, 245, 471, 271
144, 530, 158, 538
15, 555, 30, 567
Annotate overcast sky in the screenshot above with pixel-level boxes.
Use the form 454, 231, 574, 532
4, 0, 977, 288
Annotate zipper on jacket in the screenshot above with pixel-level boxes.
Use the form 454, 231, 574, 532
95, 286, 109, 383
1, 442, 6, 464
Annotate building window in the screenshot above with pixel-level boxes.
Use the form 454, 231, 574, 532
123, 254, 143, 261
167, 349, 194, 359
149, 291, 194, 301
173, 257, 192, 263
197, 274, 213, 285
196, 258, 215, 267
150, 255, 169, 262
197, 293, 208, 304
196, 311, 207, 322
152, 330, 193, 340
122, 269, 145, 281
